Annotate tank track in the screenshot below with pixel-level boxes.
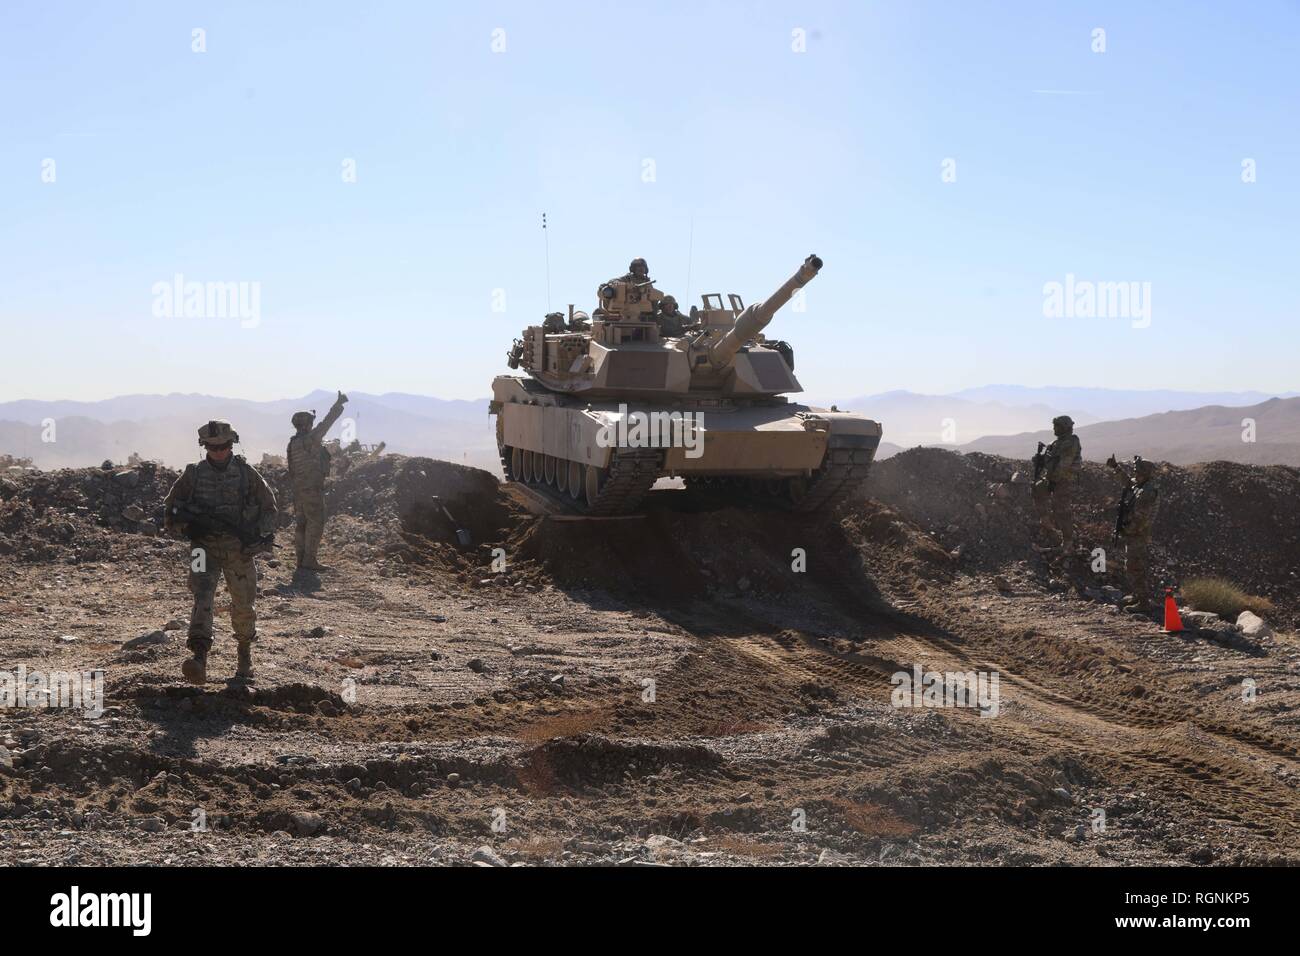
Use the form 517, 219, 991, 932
497, 443, 663, 516
789, 438, 877, 512
586, 448, 664, 516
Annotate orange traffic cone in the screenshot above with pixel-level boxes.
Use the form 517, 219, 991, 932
1162, 587, 1184, 633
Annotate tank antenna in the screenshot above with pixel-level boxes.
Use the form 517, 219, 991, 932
542, 212, 552, 312
685, 216, 694, 306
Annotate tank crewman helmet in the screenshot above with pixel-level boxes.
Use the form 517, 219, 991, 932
660, 294, 679, 314
198, 420, 239, 447
628, 257, 649, 279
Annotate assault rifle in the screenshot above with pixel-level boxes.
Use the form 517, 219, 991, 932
1114, 484, 1136, 543
1107, 452, 1135, 542
169, 502, 276, 555
1031, 441, 1048, 483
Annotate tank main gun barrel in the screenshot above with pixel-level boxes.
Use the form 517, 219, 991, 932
708, 254, 823, 368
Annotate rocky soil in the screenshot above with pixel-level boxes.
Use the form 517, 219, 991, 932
0, 453, 1297, 866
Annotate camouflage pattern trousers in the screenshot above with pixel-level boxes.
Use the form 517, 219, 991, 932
187, 534, 258, 654
1032, 480, 1076, 555
1124, 536, 1152, 607
293, 487, 326, 566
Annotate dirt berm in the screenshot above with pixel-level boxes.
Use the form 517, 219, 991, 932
865, 447, 1300, 627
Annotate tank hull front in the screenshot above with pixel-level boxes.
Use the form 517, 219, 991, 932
490, 375, 882, 480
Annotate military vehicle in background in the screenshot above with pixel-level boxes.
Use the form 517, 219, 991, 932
489, 254, 882, 514
324, 439, 387, 477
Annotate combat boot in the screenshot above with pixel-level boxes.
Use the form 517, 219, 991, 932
181, 650, 208, 685
234, 641, 255, 681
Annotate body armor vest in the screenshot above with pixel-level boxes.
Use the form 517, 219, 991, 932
1127, 483, 1159, 537
287, 433, 329, 490
189, 457, 249, 528
1048, 434, 1082, 484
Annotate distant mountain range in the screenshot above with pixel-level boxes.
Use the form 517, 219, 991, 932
833, 390, 1095, 448
960, 397, 1300, 467
0, 391, 500, 472
945, 385, 1298, 422
3, 386, 1297, 472
832, 387, 1300, 462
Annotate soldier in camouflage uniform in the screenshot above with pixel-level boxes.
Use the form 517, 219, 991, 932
1032, 415, 1082, 573
597, 258, 664, 318
654, 295, 689, 338
1108, 454, 1160, 614
163, 421, 277, 684
287, 391, 347, 571
621, 257, 651, 284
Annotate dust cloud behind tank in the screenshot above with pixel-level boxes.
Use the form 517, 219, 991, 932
489, 254, 883, 514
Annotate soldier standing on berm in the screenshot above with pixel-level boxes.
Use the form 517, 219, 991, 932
163, 420, 277, 685
287, 390, 348, 571
1032, 415, 1082, 575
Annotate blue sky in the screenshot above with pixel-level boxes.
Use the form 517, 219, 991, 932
1, 0, 1296, 403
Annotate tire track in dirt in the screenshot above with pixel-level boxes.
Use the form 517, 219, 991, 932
797, 623, 1300, 839
679, 575, 1300, 845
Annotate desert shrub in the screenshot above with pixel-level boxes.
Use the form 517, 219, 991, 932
1182, 577, 1274, 620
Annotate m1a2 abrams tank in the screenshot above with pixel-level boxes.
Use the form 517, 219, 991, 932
489, 254, 882, 515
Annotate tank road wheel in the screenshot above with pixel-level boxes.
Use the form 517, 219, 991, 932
584, 465, 606, 509
543, 454, 558, 487
520, 450, 534, 483
555, 457, 569, 494
567, 461, 583, 500
509, 447, 522, 482
530, 451, 545, 484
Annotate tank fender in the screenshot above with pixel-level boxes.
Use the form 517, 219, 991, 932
805, 412, 883, 449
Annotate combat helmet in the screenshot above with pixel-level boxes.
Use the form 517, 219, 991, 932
291, 410, 316, 430
1133, 456, 1155, 479
1052, 415, 1075, 432
197, 420, 239, 446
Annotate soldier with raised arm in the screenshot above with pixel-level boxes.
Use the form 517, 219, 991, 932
1107, 454, 1160, 615
163, 420, 277, 685
287, 391, 348, 571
